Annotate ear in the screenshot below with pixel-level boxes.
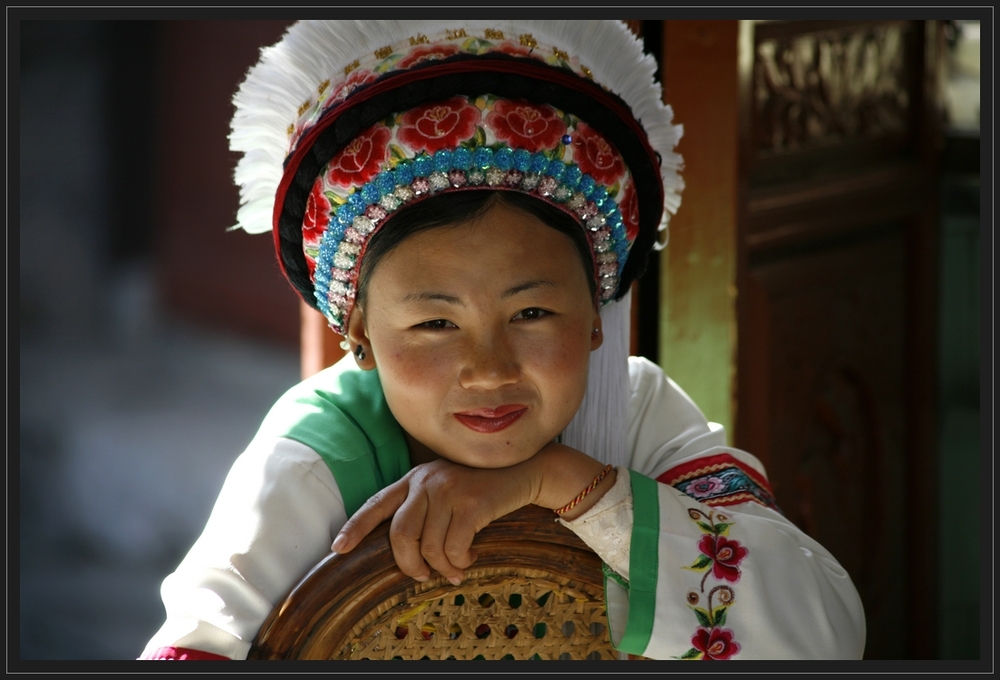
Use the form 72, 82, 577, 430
590, 311, 603, 351
345, 307, 376, 370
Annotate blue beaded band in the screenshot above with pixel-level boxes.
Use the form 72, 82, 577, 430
314, 146, 629, 333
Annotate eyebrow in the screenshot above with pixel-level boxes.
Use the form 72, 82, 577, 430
400, 280, 557, 306
501, 279, 557, 299
401, 291, 464, 305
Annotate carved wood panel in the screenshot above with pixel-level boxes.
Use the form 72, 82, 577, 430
735, 19, 942, 659
743, 229, 907, 659
747, 20, 921, 189
754, 21, 912, 152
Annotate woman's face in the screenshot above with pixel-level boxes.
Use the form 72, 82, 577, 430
348, 200, 602, 468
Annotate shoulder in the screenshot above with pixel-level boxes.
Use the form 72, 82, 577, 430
255, 354, 402, 456
263, 354, 385, 427
627, 356, 712, 430
220, 436, 343, 508
624, 357, 776, 504
250, 355, 410, 516
625, 357, 735, 479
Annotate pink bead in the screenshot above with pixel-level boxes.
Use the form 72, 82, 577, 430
365, 204, 388, 223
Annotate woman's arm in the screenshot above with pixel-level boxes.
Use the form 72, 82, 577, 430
559, 357, 866, 660
330, 443, 615, 586
140, 437, 346, 660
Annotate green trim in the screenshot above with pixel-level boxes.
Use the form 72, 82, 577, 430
613, 469, 660, 655
602, 562, 629, 590
255, 357, 410, 517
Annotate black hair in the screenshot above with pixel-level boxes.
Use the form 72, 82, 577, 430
355, 190, 597, 311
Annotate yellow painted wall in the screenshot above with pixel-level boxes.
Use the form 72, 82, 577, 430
658, 21, 740, 442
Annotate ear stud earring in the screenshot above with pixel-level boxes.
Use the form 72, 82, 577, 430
355, 345, 366, 361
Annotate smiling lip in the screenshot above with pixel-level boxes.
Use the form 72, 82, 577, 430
454, 405, 528, 433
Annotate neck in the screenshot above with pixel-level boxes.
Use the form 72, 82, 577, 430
404, 432, 440, 467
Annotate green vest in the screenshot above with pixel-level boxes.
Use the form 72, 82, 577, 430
254, 355, 411, 517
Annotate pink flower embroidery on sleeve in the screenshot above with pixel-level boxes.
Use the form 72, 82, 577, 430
676, 509, 747, 660
684, 475, 726, 499
691, 627, 741, 661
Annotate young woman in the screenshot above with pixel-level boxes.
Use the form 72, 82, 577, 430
141, 19, 865, 661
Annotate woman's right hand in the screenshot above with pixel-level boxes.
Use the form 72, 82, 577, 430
330, 457, 537, 584
330, 443, 613, 584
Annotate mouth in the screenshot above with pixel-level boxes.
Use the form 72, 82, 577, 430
454, 405, 528, 433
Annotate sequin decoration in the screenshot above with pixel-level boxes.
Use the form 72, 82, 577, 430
296, 87, 641, 334
313, 146, 630, 334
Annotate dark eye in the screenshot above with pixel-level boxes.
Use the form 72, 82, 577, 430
418, 319, 456, 330
512, 308, 549, 321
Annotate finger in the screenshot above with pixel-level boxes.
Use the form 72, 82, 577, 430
442, 510, 481, 573
332, 481, 408, 554
418, 502, 465, 585
388, 492, 432, 581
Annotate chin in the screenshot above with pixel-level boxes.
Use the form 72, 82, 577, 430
439, 440, 540, 470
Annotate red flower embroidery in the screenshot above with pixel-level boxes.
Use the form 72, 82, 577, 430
326, 124, 391, 188
397, 96, 481, 154
620, 180, 640, 241
486, 99, 567, 152
698, 535, 749, 582
572, 121, 626, 186
396, 43, 460, 69
303, 181, 331, 243
329, 69, 378, 104
691, 627, 740, 660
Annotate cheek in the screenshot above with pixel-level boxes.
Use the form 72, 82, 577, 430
522, 326, 592, 395
371, 337, 451, 424
370, 337, 454, 409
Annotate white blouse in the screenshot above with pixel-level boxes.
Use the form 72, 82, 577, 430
141, 357, 865, 660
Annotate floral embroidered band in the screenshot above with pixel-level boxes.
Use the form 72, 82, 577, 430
678, 508, 747, 660
658, 453, 782, 514
306, 94, 637, 333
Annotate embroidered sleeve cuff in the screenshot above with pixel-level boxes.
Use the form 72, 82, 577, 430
558, 468, 658, 655
557, 466, 633, 578
656, 452, 781, 513
608, 469, 660, 656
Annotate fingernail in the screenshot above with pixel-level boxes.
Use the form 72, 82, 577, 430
449, 575, 462, 586
414, 574, 429, 582
331, 534, 347, 552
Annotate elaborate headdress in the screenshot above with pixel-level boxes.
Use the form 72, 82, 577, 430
230, 20, 683, 466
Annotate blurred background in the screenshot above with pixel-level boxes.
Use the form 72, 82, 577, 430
16, 19, 983, 660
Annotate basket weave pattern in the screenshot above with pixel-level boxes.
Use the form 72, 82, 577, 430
335, 567, 614, 660
249, 506, 624, 660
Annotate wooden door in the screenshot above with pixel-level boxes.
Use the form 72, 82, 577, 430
654, 19, 942, 659
731, 20, 943, 659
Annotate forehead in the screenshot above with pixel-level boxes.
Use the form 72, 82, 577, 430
373, 202, 592, 291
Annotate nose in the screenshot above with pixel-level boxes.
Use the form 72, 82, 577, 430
458, 330, 520, 390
